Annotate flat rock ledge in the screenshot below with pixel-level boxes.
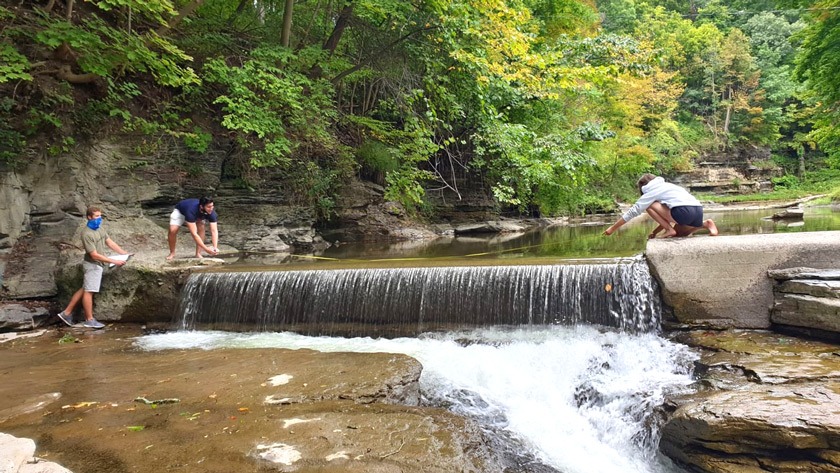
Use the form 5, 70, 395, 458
662, 330, 840, 473
0, 328, 508, 473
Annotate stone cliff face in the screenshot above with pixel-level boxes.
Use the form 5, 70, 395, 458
0, 140, 446, 303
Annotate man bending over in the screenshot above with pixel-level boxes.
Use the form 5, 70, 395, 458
166, 197, 219, 260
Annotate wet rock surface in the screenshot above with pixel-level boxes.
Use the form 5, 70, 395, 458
0, 327, 502, 473
661, 330, 840, 472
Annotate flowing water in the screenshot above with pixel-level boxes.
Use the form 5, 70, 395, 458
141, 257, 691, 472
137, 326, 698, 473
136, 207, 840, 472
178, 257, 660, 336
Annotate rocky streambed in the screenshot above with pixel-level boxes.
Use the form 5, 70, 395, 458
1, 326, 839, 473
664, 330, 840, 473
0, 326, 503, 473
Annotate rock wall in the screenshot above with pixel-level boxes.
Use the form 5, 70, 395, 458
0, 140, 422, 306
769, 268, 840, 341
646, 231, 840, 329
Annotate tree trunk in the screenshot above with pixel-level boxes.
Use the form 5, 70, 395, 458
798, 144, 806, 178
66, 0, 74, 21
157, 0, 205, 36
723, 88, 732, 135
322, 3, 353, 54
280, 0, 294, 47
310, 3, 353, 78
229, 0, 251, 23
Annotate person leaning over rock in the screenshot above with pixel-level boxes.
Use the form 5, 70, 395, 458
56, 206, 131, 329
166, 196, 219, 260
603, 173, 719, 239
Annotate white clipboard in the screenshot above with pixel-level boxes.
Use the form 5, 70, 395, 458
109, 254, 132, 268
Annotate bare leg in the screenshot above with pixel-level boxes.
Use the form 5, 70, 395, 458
62, 287, 85, 316
167, 225, 179, 260
674, 224, 700, 237
704, 219, 719, 236
648, 224, 664, 239
194, 220, 205, 258
646, 202, 677, 237
81, 291, 94, 321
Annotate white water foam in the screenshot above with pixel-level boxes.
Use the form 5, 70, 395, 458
136, 326, 696, 473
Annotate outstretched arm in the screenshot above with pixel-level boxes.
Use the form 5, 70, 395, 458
185, 222, 216, 254
603, 218, 626, 236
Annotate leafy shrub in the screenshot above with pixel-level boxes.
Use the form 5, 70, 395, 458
771, 174, 800, 189
357, 140, 399, 184
829, 187, 840, 203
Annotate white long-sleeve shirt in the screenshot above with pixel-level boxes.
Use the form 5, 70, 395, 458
621, 177, 701, 222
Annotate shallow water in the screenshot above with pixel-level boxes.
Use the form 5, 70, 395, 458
138, 326, 699, 473
229, 206, 840, 269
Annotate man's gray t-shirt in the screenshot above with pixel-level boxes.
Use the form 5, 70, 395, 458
82, 227, 109, 267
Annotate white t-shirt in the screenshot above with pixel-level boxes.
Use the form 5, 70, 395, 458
621, 177, 701, 222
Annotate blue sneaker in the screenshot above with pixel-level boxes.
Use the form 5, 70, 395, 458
82, 319, 105, 329
56, 311, 73, 327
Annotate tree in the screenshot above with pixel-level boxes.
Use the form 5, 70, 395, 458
794, 0, 840, 160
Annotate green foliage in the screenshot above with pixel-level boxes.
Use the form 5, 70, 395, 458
90, 0, 177, 26
0, 42, 32, 83
3, 0, 839, 219
794, 1, 840, 159
0, 96, 23, 166
32, 16, 198, 86
385, 167, 436, 208
204, 46, 336, 168
357, 140, 399, 172
58, 333, 79, 344
183, 128, 212, 153
771, 174, 800, 189
830, 187, 840, 203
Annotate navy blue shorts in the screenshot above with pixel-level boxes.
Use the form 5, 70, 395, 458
671, 205, 704, 228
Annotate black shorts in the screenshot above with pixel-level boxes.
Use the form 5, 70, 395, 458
671, 205, 704, 228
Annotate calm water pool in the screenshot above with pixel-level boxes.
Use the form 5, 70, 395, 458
319, 206, 840, 262
225, 205, 840, 269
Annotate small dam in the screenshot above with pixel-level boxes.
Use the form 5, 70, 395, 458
177, 257, 661, 336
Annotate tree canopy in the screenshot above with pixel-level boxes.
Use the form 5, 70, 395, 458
1, 0, 839, 216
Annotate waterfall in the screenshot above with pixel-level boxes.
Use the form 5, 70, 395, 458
137, 326, 696, 473
177, 256, 661, 335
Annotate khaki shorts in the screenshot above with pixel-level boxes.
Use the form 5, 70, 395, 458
169, 208, 186, 227
83, 261, 103, 292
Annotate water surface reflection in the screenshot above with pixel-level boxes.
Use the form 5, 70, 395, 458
318, 206, 840, 263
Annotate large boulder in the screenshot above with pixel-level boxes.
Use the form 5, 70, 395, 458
0, 304, 50, 332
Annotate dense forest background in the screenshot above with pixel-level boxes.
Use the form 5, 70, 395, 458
2, 0, 840, 219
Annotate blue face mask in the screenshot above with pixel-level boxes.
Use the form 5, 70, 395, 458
87, 217, 102, 230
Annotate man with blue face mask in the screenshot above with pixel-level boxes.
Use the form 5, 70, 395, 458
56, 206, 131, 329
